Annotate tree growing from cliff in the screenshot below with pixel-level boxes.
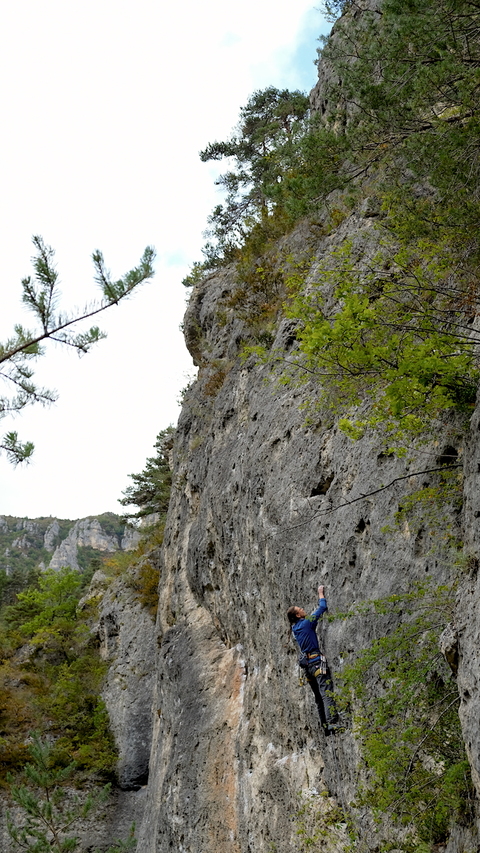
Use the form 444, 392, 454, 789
119, 426, 174, 520
186, 0, 480, 445
241, 0, 480, 445
319, 0, 480, 250
7, 735, 135, 853
198, 87, 310, 265
1, 235, 155, 464
282, 240, 480, 446
288, 0, 480, 441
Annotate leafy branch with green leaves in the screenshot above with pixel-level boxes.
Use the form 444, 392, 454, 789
1, 235, 155, 464
335, 582, 474, 849
282, 240, 480, 447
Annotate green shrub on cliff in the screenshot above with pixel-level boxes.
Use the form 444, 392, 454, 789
287, 0, 480, 439
336, 582, 474, 848
189, 0, 480, 443
283, 240, 479, 445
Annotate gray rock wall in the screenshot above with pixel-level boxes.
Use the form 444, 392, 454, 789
134, 217, 477, 851
84, 567, 158, 791
49, 518, 120, 571
103, 4, 480, 847
456, 403, 480, 796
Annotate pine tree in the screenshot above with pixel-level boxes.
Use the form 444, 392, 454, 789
199, 87, 309, 263
7, 734, 135, 852
1, 236, 155, 464
119, 426, 174, 520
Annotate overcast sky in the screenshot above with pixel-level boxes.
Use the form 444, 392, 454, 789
0, 0, 329, 521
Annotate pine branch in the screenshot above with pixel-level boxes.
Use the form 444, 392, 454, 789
2, 240, 155, 366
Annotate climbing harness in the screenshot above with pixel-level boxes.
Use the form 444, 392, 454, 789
298, 652, 328, 678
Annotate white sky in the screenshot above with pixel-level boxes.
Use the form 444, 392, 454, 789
0, 0, 329, 521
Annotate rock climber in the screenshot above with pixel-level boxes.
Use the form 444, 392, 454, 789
287, 585, 340, 735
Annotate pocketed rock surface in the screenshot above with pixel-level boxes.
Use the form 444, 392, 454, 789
133, 231, 479, 851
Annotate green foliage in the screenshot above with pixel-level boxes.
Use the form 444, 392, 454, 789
336, 582, 475, 847
111, 436, 168, 618
100, 550, 136, 580
7, 568, 82, 636
102, 520, 165, 619
222, 251, 314, 346
317, 0, 480, 346
182, 261, 211, 289
0, 516, 74, 589
124, 520, 166, 618
295, 790, 352, 852
317, 0, 351, 22
0, 567, 42, 610
1, 236, 155, 463
313, 0, 480, 334
0, 567, 117, 780
7, 734, 135, 852
119, 426, 174, 520
188, 0, 480, 445
43, 682, 115, 774
128, 559, 161, 618
284, 240, 479, 444
320, 0, 480, 211
199, 87, 310, 265
225, 254, 285, 340
75, 546, 106, 574
93, 513, 124, 539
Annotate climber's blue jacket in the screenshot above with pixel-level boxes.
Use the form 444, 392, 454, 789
291, 598, 327, 657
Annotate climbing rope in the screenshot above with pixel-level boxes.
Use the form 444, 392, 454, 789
319, 609, 351, 822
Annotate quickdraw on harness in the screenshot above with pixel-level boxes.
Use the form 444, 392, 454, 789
298, 651, 328, 678
295, 647, 328, 687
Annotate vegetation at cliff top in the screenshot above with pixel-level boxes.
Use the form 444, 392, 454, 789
1, 235, 155, 464
188, 0, 480, 446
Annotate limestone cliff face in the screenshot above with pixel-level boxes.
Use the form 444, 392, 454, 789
456, 409, 480, 796
0, 513, 137, 576
48, 519, 120, 571
133, 214, 479, 852
89, 566, 157, 790
119, 7, 480, 850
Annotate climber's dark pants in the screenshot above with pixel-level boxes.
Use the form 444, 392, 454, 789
306, 665, 337, 729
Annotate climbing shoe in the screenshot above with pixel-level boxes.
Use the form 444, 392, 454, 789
325, 718, 347, 736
